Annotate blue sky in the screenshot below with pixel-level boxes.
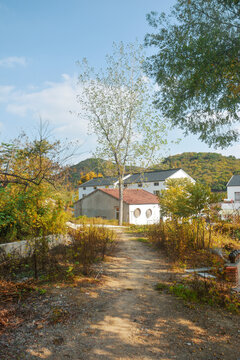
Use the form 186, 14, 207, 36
0, 0, 239, 163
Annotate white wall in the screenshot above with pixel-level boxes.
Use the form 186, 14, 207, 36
79, 185, 115, 199
227, 186, 240, 201
125, 170, 194, 195
125, 181, 165, 195
129, 204, 160, 225
168, 169, 195, 182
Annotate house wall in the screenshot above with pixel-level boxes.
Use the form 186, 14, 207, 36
221, 185, 240, 218
129, 204, 160, 225
125, 181, 165, 195
227, 186, 240, 202
125, 170, 195, 195
168, 169, 195, 182
77, 191, 129, 222
79, 185, 115, 199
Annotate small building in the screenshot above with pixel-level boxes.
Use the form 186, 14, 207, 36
74, 188, 160, 225
78, 168, 194, 199
221, 175, 240, 217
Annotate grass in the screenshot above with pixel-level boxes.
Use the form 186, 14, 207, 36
127, 225, 151, 234
134, 237, 151, 245
155, 279, 240, 314
73, 215, 129, 226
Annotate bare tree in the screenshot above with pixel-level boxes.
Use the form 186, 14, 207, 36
77, 42, 167, 225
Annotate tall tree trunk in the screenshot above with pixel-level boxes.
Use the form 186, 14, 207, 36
118, 177, 123, 226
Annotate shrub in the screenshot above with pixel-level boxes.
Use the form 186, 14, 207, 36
67, 225, 116, 275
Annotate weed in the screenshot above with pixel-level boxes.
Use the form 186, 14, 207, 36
154, 282, 169, 291
155, 279, 240, 313
135, 237, 150, 244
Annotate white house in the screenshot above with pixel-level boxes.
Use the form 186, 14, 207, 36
221, 175, 240, 217
74, 188, 160, 225
122, 168, 195, 195
78, 168, 194, 199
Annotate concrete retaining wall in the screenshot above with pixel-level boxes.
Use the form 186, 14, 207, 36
0, 234, 72, 260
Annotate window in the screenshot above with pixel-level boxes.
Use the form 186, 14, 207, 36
115, 207, 119, 220
124, 184, 128, 188
94, 186, 97, 190
83, 187, 86, 190
154, 182, 159, 186
134, 208, 141, 218
146, 209, 152, 218
138, 183, 143, 187
235, 192, 240, 202
153, 190, 160, 196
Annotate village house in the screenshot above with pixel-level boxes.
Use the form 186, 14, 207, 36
221, 175, 240, 217
78, 175, 130, 199
78, 168, 194, 199
74, 188, 160, 225
121, 168, 194, 195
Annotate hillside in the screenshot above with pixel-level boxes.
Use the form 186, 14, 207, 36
67, 158, 141, 188
158, 152, 240, 191
68, 153, 240, 191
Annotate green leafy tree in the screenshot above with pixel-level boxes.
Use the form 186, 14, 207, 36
159, 178, 218, 219
159, 178, 220, 249
0, 127, 72, 278
77, 42, 167, 225
144, 0, 240, 148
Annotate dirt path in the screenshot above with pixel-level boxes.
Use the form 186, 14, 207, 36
1, 230, 240, 359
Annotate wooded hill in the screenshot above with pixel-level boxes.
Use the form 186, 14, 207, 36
158, 152, 240, 191
68, 152, 240, 191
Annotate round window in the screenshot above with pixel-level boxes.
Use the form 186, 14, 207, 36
146, 209, 152, 218
134, 208, 141, 218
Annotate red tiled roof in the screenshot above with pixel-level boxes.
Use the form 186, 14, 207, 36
99, 188, 159, 205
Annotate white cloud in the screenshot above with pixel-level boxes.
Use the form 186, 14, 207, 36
0, 75, 94, 152
0, 56, 27, 68
0, 85, 15, 102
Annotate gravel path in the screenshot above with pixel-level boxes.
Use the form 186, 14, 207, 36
1, 229, 240, 360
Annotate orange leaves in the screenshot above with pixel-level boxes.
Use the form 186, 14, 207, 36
78, 171, 103, 185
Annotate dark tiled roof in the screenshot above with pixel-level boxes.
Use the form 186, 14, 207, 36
99, 188, 159, 204
123, 169, 181, 184
227, 175, 240, 187
79, 176, 118, 188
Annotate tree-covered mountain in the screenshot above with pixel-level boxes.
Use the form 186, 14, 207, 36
68, 153, 240, 191
157, 152, 240, 191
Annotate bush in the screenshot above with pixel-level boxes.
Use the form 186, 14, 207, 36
213, 222, 240, 241
147, 219, 239, 264
68, 226, 115, 274
0, 184, 68, 244
0, 226, 116, 281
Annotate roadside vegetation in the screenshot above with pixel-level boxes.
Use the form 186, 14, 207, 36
135, 179, 240, 313
73, 216, 120, 226
0, 128, 116, 335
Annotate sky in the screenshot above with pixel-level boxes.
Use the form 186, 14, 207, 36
0, 0, 239, 164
